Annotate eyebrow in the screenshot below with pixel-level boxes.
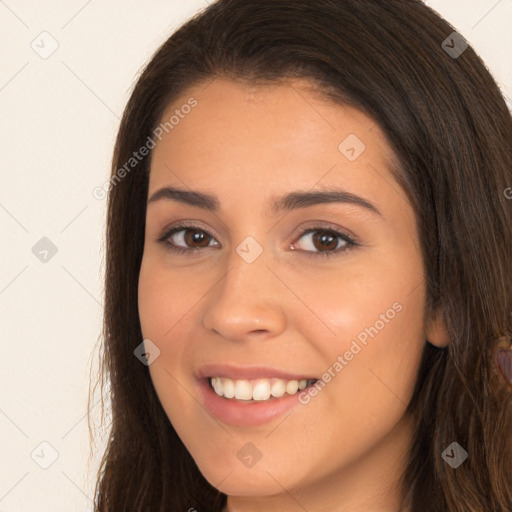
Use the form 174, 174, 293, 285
147, 186, 383, 217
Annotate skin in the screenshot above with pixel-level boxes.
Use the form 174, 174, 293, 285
138, 77, 449, 512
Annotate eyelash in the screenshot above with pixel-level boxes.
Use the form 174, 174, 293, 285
156, 222, 359, 258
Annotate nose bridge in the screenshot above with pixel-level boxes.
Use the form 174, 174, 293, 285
201, 237, 287, 339
219, 229, 274, 294
218, 238, 276, 310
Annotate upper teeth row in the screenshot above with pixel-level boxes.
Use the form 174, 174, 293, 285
210, 377, 315, 401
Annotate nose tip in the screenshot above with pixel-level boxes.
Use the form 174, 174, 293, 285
200, 254, 287, 343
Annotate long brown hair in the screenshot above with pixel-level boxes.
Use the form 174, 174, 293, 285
89, 1, 512, 510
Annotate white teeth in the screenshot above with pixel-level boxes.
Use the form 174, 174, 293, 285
209, 377, 316, 401
211, 377, 223, 396
223, 378, 235, 398
270, 379, 286, 398
234, 380, 253, 400
252, 380, 271, 401
286, 380, 299, 395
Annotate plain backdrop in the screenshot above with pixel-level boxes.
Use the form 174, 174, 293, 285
0, 1, 510, 510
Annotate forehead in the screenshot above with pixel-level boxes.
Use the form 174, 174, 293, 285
155, 77, 379, 144
148, 77, 403, 218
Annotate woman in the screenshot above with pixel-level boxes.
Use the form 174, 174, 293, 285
90, 1, 512, 510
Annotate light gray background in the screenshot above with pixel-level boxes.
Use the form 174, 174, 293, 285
0, 1, 511, 510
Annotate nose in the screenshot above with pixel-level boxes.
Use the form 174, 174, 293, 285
201, 244, 288, 343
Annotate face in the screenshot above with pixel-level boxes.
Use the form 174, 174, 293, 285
138, 78, 447, 508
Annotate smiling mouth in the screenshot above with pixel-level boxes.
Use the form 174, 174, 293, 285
207, 376, 319, 402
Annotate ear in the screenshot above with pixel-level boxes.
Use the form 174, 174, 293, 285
425, 307, 450, 348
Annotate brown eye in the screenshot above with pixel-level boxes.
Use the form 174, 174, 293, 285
169, 227, 215, 249
292, 228, 355, 256
311, 230, 339, 251
158, 224, 220, 254
158, 224, 357, 258
181, 228, 211, 248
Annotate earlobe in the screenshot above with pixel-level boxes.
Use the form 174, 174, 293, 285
425, 308, 450, 348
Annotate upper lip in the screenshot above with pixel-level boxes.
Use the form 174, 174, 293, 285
196, 363, 317, 381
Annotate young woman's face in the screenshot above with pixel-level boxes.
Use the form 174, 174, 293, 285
138, 78, 447, 509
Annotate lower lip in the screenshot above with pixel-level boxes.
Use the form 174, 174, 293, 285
197, 378, 307, 427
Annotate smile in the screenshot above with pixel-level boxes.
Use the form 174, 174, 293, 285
208, 377, 318, 402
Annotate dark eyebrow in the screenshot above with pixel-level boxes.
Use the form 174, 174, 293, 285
147, 186, 383, 217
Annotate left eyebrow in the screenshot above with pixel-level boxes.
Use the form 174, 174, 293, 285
147, 186, 383, 218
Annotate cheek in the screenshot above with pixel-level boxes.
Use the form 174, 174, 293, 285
293, 259, 426, 412
137, 257, 200, 340
290, 255, 425, 353
137, 265, 199, 443
289, 283, 425, 475
137, 257, 205, 411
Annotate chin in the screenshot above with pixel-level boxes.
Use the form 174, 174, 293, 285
194, 456, 294, 496
210, 475, 286, 497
